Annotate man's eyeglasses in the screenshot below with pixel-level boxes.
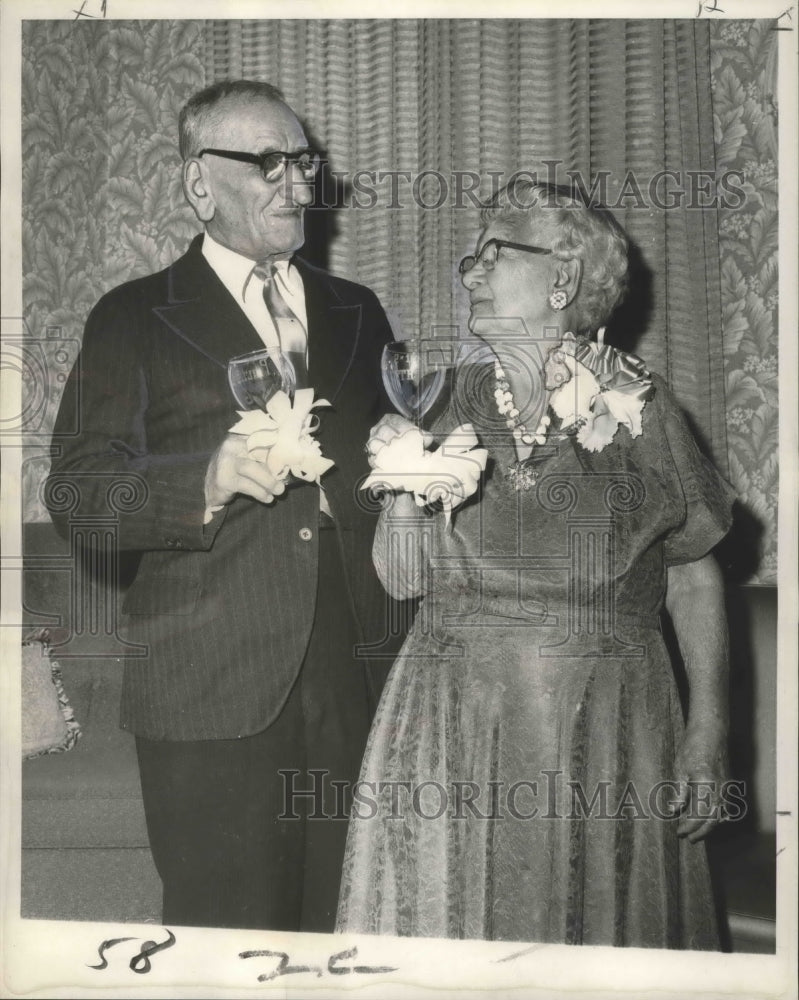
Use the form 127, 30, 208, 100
198, 148, 321, 183
459, 238, 552, 274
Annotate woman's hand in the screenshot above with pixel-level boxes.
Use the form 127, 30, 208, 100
672, 724, 730, 842
664, 554, 730, 844
366, 414, 433, 469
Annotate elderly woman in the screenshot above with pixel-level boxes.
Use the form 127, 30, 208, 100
336, 180, 734, 948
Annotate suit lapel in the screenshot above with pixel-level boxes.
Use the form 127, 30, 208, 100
154, 240, 364, 404
298, 258, 362, 405
153, 236, 264, 370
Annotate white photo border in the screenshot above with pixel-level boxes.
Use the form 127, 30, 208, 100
1, 1, 796, 997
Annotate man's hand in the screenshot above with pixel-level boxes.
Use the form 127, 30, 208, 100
205, 434, 286, 508
366, 414, 433, 469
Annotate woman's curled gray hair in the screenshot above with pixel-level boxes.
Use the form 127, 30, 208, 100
481, 178, 629, 334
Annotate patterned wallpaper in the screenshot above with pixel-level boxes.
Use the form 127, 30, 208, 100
710, 20, 778, 584
19, 19, 779, 584
20, 20, 205, 519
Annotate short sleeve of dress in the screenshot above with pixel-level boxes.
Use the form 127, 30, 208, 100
650, 375, 736, 566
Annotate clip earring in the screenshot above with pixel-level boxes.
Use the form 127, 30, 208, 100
549, 289, 568, 311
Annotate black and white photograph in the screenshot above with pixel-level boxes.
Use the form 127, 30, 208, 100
1, 1, 796, 997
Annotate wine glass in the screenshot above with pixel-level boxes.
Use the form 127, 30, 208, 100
227, 347, 296, 411
381, 341, 445, 423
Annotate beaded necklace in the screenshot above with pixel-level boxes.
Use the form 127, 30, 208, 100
493, 331, 653, 491
493, 360, 550, 447
493, 359, 560, 491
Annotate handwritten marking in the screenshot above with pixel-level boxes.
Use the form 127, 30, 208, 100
239, 945, 397, 983
129, 931, 177, 974
239, 949, 321, 983
73, 0, 107, 18
87, 937, 137, 970
769, 5, 793, 27
88, 929, 176, 974
328, 945, 398, 975
494, 944, 542, 963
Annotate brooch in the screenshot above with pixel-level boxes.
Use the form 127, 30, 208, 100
505, 461, 539, 491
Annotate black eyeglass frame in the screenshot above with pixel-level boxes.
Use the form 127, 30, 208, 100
459, 238, 553, 274
198, 147, 321, 181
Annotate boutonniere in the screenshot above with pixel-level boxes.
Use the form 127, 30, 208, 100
543, 332, 654, 453
229, 388, 334, 483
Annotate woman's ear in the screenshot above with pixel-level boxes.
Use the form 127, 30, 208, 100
182, 158, 216, 224
552, 256, 583, 307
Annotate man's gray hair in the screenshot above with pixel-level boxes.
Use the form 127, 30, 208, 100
178, 80, 286, 159
482, 178, 629, 334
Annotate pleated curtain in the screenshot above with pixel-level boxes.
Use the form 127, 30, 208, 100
205, 19, 727, 469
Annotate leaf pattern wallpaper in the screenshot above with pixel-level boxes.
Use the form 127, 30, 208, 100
20, 19, 779, 584
710, 20, 778, 585
20, 20, 205, 521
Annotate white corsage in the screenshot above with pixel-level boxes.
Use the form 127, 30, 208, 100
361, 423, 488, 527
229, 388, 334, 483
544, 332, 653, 453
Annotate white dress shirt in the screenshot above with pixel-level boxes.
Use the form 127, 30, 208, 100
202, 231, 308, 361
201, 232, 331, 521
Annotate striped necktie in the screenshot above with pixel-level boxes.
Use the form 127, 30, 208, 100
254, 262, 308, 387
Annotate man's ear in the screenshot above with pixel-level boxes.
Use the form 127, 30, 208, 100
552, 256, 583, 307
182, 158, 215, 224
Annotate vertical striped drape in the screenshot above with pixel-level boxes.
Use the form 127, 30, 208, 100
205, 19, 727, 469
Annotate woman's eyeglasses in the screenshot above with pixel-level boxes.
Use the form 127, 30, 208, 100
198, 148, 321, 182
459, 238, 552, 274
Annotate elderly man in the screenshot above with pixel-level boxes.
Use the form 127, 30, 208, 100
47, 80, 399, 932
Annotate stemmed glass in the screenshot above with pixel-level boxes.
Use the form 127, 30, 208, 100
381, 340, 445, 424
227, 347, 296, 411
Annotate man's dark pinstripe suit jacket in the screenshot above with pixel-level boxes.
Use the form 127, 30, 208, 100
48, 235, 398, 741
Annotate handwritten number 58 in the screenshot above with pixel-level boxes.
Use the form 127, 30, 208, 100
88, 930, 176, 973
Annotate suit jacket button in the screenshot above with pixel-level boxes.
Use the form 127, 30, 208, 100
299, 527, 313, 541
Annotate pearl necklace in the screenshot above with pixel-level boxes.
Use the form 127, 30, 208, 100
494, 360, 552, 490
